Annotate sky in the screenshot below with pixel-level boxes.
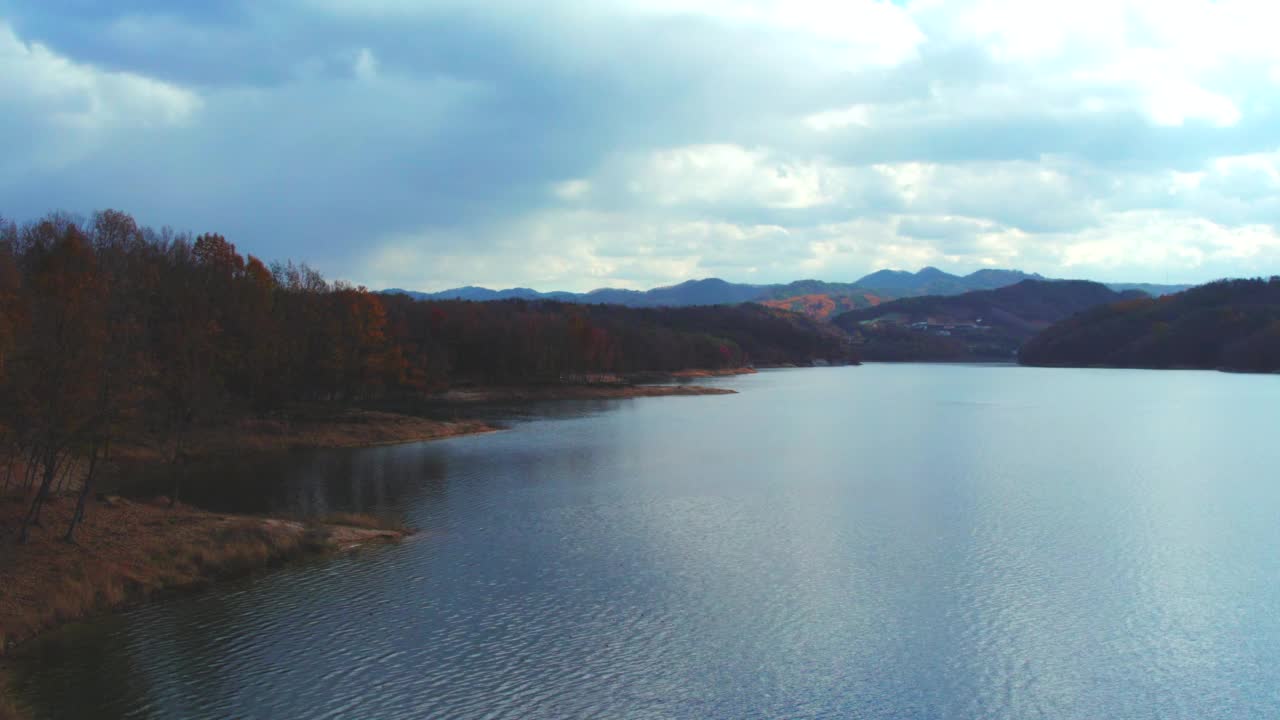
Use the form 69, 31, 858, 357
2, 0, 1280, 292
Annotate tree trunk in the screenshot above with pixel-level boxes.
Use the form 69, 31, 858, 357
34, 449, 71, 527
54, 453, 72, 493
65, 441, 102, 543
19, 449, 58, 544
169, 468, 182, 508
22, 452, 39, 493
169, 440, 185, 509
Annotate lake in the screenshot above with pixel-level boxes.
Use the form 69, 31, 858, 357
13, 365, 1280, 719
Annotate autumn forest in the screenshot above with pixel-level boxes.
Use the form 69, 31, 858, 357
0, 210, 855, 547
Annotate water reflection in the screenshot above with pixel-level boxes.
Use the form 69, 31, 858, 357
16, 367, 1280, 719
119, 400, 634, 518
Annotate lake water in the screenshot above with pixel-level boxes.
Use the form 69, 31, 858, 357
14, 365, 1280, 719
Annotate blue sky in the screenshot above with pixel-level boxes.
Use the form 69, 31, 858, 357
2, 0, 1279, 291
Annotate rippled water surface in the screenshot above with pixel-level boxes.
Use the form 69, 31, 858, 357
15, 365, 1280, 719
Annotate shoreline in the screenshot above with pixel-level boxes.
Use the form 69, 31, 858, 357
0, 496, 406, 719
108, 411, 499, 465
108, 382, 739, 464
1021, 361, 1280, 374
0, 376, 746, 717
0, 497, 407, 658
428, 382, 737, 404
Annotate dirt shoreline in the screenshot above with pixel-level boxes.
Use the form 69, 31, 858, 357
430, 383, 737, 404
108, 411, 499, 465
0, 376, 747, 717
0, 497, 406, 655
108, 382, 738, 463
0, 496, 407, 719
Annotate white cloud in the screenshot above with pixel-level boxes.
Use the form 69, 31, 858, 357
804, 105, 872, 132
0, 21, 201, 178
1055, 212, 1280, 275
5, 1, 1280, 289
361, 209, 802, 291
623, 0, 925, 67
353, 48, 379, 81
629, 144, 842, 210
0, 22, 200, 130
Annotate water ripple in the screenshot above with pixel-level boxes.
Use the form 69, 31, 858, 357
14, 366, 1280, 719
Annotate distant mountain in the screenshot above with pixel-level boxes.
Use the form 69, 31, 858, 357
965, 269, 1052, 290
852, 267, 1047, 296
587, 278, 766, 307
1019, 277, 1280, 372
758, 293, 883, 320
1104, 282, 1194, 296
854, 268, 933, 290
383, 269, 1193, 321
382, 286, 577, 302
756, 279, 871, 300
755, 280, 888, 319
831, 279, 1140, 361
382, 278, 766, 307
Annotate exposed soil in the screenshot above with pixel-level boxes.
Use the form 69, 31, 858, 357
431, 383, 737, 404
0, 495, 404, 657
0, 377, 747, 716
109, 410, 498, 465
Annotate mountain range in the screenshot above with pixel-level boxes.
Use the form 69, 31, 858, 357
832, 279, 1145, 361
1019, 277, 1280, 372
384, 268, 1191, 319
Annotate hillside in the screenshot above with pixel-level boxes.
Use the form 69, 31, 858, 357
377, 295, 859, 378
0, 210, 859, 477
758, 292, 884, 320
832, 280, 1139, 361
624, 303, 858, 367
385, 269, 1190, 321
1019, 278, 1280, 372
854, 267, 1043, 296
384, 278, 768, 307
755, 280, 887, 319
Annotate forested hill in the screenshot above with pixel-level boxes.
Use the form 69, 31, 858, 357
377, 295, 856, 383
0, 210, 856, 549
830, 280, 1141, 361
0, 212, 855, 449
1018, 278, 1280, 372
386, 269, 1190, 318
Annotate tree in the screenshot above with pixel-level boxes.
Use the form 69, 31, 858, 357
11, 221, 107, 543
64, 211, 153, 541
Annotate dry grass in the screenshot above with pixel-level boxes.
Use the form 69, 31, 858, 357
667, 367, 758, 378
109, 410, 497, 464
0, 495, 408, 719
0, 494, 402, 657
0, 680, 21, 720
311, 512, 406, 532
437, 383, 737, 403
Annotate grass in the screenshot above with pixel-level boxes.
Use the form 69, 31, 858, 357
0, 495, 402, 657
110, 410, 497, 465
0, 493, 408, 719
0, 680, 21, 720
310, 511, 407, 532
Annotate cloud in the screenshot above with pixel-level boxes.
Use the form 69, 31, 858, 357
0, 21, 201, 178
2, 1, 1280, 290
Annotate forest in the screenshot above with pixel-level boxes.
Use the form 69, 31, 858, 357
832, 280, 1140, 361
0, 210, 855, 545
1018, 277, 1280, 372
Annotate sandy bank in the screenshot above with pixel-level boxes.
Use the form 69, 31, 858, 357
110, 410, 498, 465
432, 383, 736, 404
0, 379, 747, 716
112, 381, 742, 463
0, 495, 405, 660
667, 367, 758, 378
